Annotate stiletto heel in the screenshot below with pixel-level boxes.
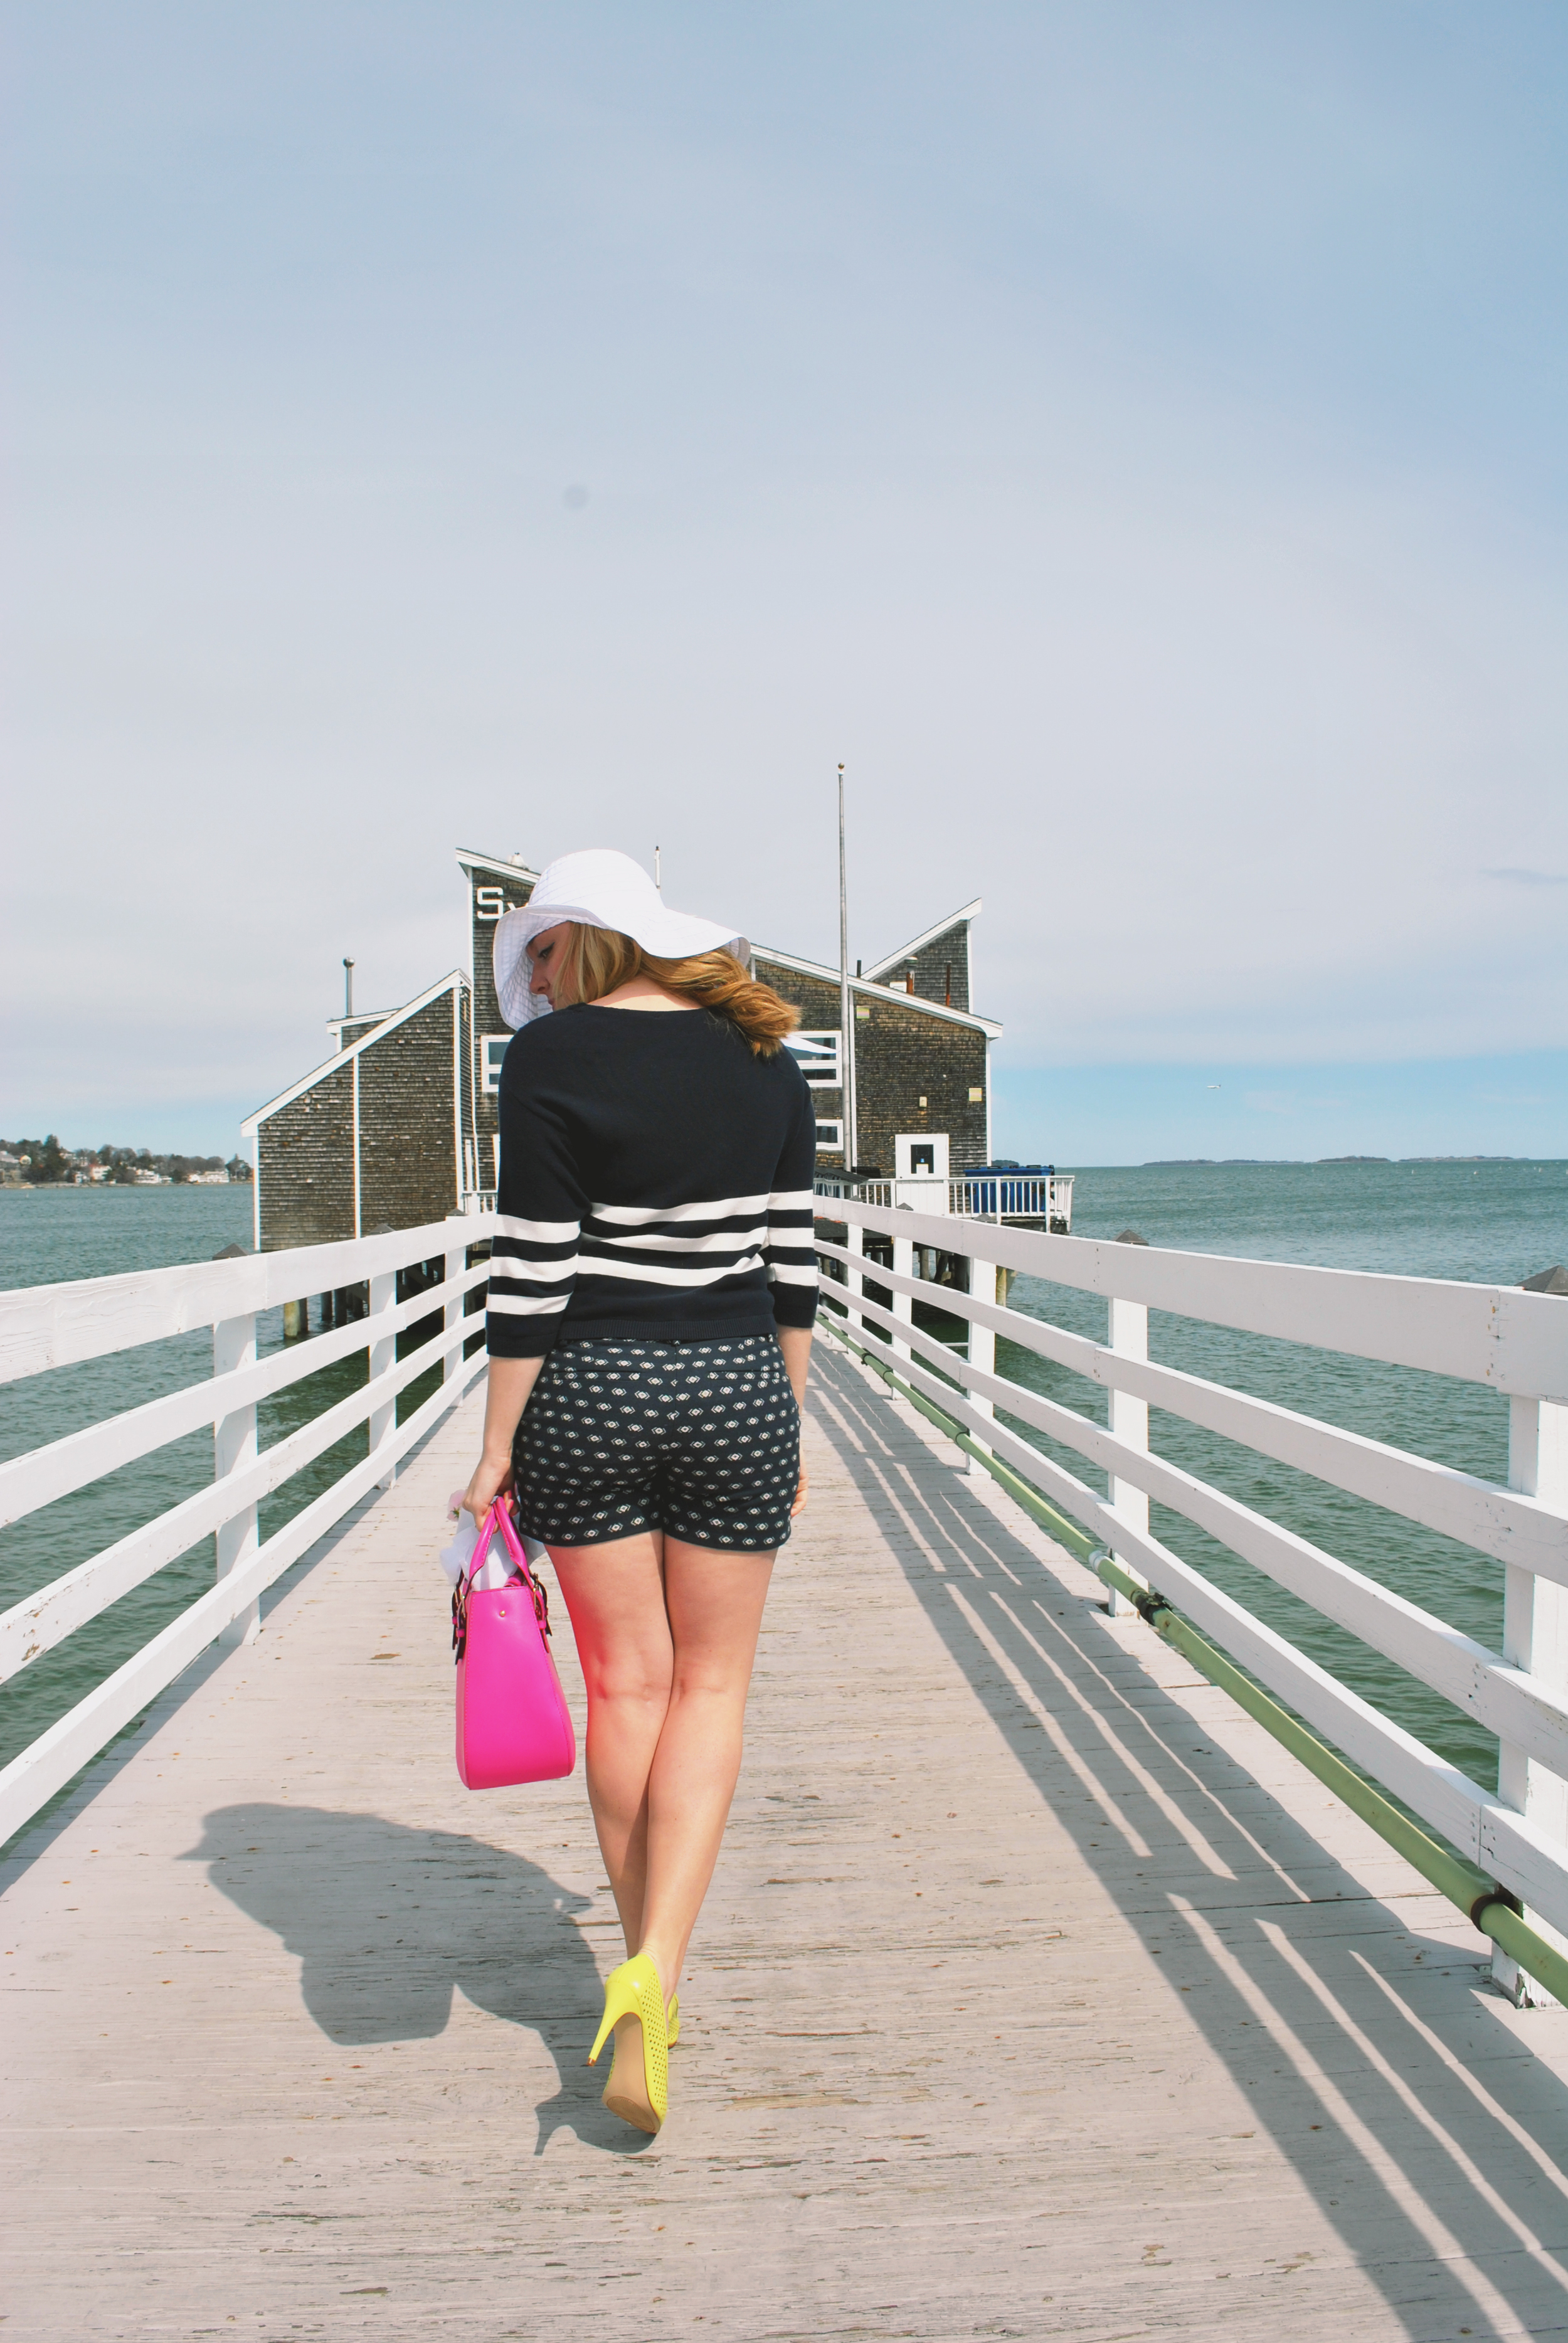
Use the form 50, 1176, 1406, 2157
667, 1992, 681, 2046
588, 1954, 669, 2132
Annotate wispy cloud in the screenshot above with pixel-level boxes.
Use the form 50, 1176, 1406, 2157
1483, 868, 1568, 886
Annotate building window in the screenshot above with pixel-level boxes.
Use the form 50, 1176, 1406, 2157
783, 1029, 841, 1087
481, 1035, 510, 1095
968, 1086, 984, 1103
815, 1119, 844, 1153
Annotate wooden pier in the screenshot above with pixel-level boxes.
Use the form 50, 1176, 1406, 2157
6, 1341, 1568, 2339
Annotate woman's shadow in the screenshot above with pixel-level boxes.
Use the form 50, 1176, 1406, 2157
186, 1802, 643, 2154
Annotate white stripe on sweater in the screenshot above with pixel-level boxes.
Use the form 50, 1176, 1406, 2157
590, 1194, 770, 1226
575, 1253, 766, 1288
489, 1255, 580, 1284
588, 1225, 768, 1256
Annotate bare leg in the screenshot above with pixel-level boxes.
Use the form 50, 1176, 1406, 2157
637, 1539, 775, 1999
551, 1534, 775, 2128
549, 1532, 673, 1960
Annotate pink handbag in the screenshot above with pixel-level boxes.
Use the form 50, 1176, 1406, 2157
452, 1500, 577, 1788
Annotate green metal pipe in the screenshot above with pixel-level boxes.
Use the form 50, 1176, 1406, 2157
1094, 1554, 1568, 2010
818, 1307, 1568, 2009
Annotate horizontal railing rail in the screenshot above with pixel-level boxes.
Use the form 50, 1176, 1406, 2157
817, 1243, 1568, 1585
0, 1214, 496, 1846
829, 1195, 1568, 1401
816, 1243, 1568, 1773
0, 1221, 493, 1386
814, 1196, 1568, 1994
0, 1257, 488, 1534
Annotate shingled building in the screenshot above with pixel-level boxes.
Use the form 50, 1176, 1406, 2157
241, 972, 477, 1251
242, 848, 1001, 1247
754, 901, 999, 1177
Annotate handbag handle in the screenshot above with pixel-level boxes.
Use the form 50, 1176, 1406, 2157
452, 1498, 553, 1662
469, 1495, 526, 1581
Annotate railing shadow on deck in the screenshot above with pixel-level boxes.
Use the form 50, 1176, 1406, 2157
809, 1352, 1568, 2341
185, 1803, 650, 2157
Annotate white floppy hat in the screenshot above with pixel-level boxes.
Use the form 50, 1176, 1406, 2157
493, 848, 751, 1029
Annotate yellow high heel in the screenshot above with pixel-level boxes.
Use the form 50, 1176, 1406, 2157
667, 1992, 681, 2046
588, 1955, 669, 2133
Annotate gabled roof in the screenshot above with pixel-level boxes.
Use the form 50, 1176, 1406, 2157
241, 970, 470, 1134
753, 943, 1002, 1039
455, 847, 542, 885
862, 898, 982, 984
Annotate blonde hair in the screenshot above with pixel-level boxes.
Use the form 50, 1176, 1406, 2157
556, 926, 799, 1056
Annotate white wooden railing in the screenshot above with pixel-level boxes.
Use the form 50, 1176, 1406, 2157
0, 1215, 497, 1846
951, 1172, 1073, 1228
815, 1194, 1568, 1994
8, 1194, 1567, 1996
814, 1173, 1074, 1228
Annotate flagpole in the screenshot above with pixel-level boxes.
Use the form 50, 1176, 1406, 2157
837, 763, 857, 1172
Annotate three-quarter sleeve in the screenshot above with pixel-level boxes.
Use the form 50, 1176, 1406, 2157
486, 1051, 585, 1359
763, 1079, 820, 1329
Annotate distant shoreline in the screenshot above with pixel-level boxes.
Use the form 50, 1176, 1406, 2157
1138, 1155, 1540, 1168
1, 1179, 251, 1192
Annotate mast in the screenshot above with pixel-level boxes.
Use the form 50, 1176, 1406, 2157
837, 764, 857, 1172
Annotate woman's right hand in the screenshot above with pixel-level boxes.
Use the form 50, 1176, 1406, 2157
466, 1356, 543, 1521
462, 1452, 514, 1521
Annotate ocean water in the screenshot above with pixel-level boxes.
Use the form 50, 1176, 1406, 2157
0, 1185, 455, 1775
3, 1164, 1566, 1798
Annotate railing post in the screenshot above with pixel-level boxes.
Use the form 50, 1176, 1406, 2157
1493, 1394, 1568, 2006
967, 1251, 997, 1474
213, 1312, 260, 1647
1105, 1295, 1150, 1620
444, 1239, 465, 1381
892, 1223, 914, 1361
846, 1218, 864, 1335
368, 1267, 398, 1488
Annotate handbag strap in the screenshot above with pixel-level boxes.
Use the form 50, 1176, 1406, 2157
452, 1499, 553, 1660
467, 1496, 512, 1581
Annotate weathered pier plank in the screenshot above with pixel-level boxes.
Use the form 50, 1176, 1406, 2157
3, 1342, 1567, 2339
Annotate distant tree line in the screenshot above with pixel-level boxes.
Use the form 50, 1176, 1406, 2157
0, 1135, 252, 1185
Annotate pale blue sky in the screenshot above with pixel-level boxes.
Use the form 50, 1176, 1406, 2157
4, 3, 1565, 1161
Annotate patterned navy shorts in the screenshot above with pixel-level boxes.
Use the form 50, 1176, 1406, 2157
512, 1336, 800, 1553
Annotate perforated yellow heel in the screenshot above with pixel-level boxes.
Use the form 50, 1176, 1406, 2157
588, 1954, 669, 2133
667, 1992, 681, 2046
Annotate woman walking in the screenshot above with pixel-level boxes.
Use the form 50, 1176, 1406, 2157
462, 849, 817, 2137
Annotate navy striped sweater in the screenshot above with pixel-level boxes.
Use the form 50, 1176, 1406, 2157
486, 1005, 820, 1359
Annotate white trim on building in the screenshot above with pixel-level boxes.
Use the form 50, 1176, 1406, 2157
753, 944, 1002, 1039
861, 898, 982, 986
241, 970, 473, 1135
